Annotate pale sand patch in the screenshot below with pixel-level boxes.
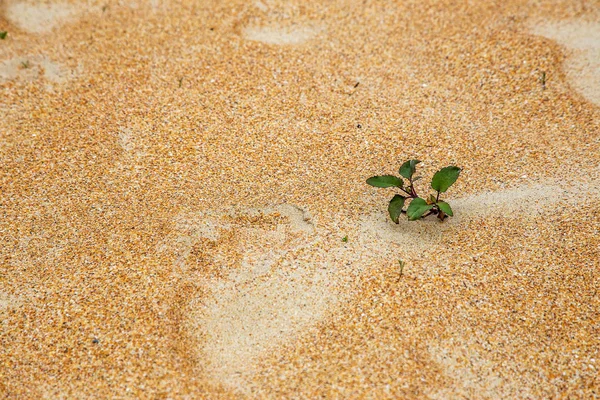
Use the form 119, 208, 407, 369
253, 0, 269, 13
0, 291, 21, 322
172, 204, 355, 391
118, 128, 135, 153
0, 292, 17, 310
3, 1, 79, 34
38, 57, 71, 83
360, 176, 600, 252
182, 176, 600, 393
0, 56, 73, 84
427, 336, 528, 400
242, 24, 324, 45
191, 255, 342, 391
531, 21, 600, 106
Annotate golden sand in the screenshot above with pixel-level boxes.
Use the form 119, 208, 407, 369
1, 0, 599, 398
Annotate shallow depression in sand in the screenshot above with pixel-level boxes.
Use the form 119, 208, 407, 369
192, 259, 341, 390
175, 204, 354, 391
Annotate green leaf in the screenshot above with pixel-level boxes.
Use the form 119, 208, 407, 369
406, 198, 433, 221
399, 160, 421, 179
366, 175, 403, 188
0, 31, 7, 40
431, 166, 461, 193
388, 195, 406, 223
437, 201, 453, 216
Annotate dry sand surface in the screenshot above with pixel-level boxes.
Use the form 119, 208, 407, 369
1, 0, 599, 398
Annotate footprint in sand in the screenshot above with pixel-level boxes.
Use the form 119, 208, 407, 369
169, 175, 599, 393
166, 204, 350, 391
531, 20, 600, 107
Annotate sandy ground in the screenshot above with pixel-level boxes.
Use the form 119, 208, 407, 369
1, 0, 599, 398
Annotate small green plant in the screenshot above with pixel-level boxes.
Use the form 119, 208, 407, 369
0, 31, 7, 40
367, 160, 461, 223
398, 260, 405, 276
20, 60, 30, 69
341, 235, 348, 243
539, 70, 547, 90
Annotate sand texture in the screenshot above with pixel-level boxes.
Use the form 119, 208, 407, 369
1, 0, 599, 398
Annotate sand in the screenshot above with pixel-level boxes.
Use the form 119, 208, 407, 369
0, 55, 73, 84
242, 24, 324, 45
3, 1, 80, 34
1, 0, 599, 398
531, 20, 600, 107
